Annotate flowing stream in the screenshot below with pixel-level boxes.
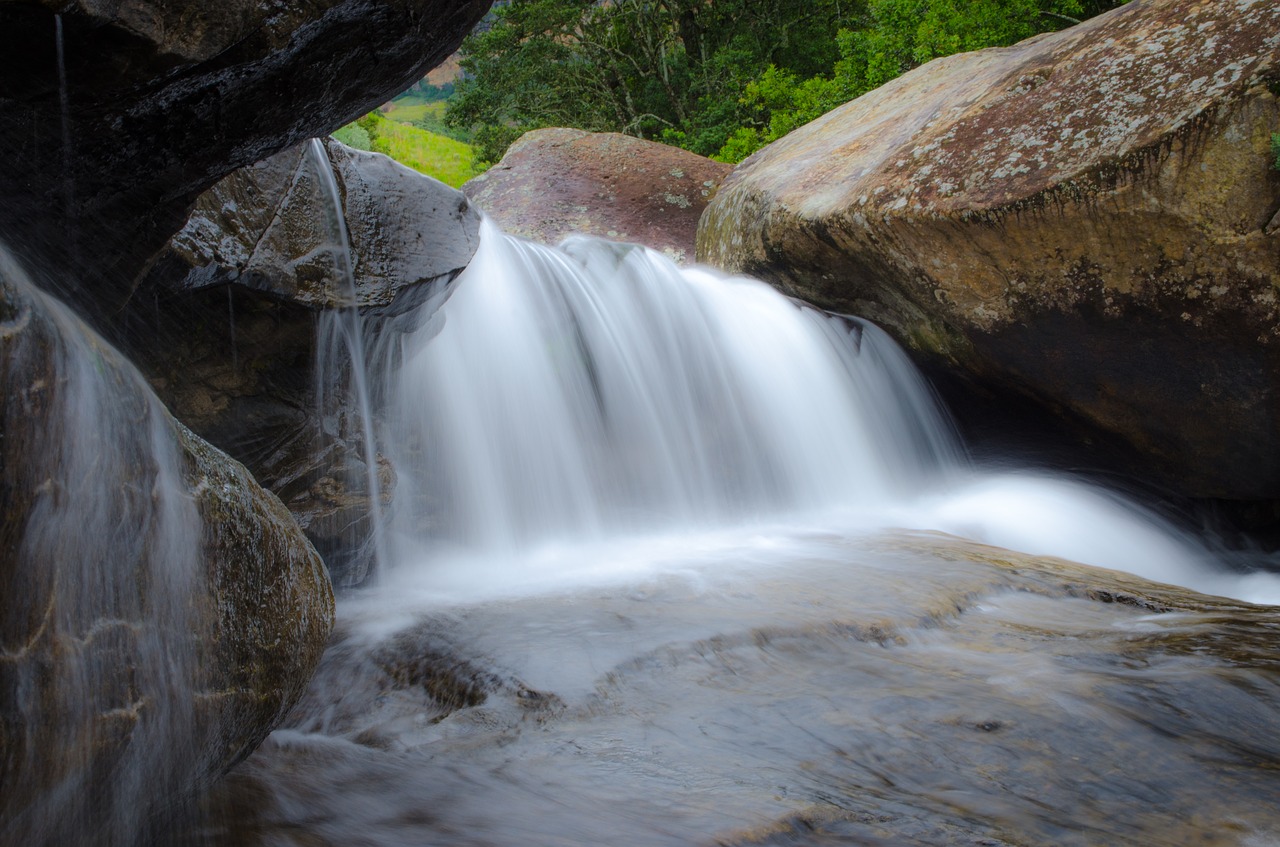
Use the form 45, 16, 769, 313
202, 221, 1280, 846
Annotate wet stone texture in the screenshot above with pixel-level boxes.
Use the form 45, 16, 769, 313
126, 138, 481, 586
0, 261, 333, 843
198, 532, 1280, 847
698, 0, 1280, 501
0, 0, 493, 320
464, 128, 733, 264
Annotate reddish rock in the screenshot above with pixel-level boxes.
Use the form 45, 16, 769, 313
699, 0, 1280, 499
464, 128, 732, 264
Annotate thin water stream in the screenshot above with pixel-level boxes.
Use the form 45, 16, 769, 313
200, 222, 1280, 845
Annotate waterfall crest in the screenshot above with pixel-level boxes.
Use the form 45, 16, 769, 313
362, 222, 1280, 606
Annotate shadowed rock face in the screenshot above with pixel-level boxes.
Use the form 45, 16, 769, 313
0, 251, 333, 843
0, 0, 492, 320
698, 0, 1280, 500
465, 128, 733, 264
127, 139, 482, 586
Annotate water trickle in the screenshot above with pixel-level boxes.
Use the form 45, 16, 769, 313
226, 284, 238, 373
54, 14, 75, 249
306, 138, 389, 583
0, 247, 205, 844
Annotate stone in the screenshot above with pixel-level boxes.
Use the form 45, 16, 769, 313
698, 0, 1280, 500
145, 138, 482, 314
0, 251, 333, 842
0, 0, 493, 318
464, 128, 733, 264
127, 139, 481, 586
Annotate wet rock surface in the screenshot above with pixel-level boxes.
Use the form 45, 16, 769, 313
143, 138, 481, 314
0, 257, 333, 843
698, 0, 1280, 500
199, 530, 1280, 846
0, 0, 492, 317
128, 139, 480, 586
464, 128, 732, 263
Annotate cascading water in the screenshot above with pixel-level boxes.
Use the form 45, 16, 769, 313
0, 248, 204, 844
361, 220, 1280, 606
214, 219, 1280, 847
307, 138, 390, 584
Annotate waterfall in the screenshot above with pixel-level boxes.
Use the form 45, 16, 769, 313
361, 221, 1280, 606
307, 138, 389, 584
0, 248, 205, 844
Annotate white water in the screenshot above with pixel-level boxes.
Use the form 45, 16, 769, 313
358, 221, 1280, 608
308, 138, 389, 582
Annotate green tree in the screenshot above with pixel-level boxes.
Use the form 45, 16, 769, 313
446, 0, 1128, 166
447, 0, 850, 165
720, 0, 1122, 161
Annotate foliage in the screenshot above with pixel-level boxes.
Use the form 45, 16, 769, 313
1272, 132, 1280, 172
446, 0, 848, 166
722, 0, 1112, 160
381, 93, 472, 142
332, 122, 373, 151
332, 113, 481, 188
447, 0, 1129, 166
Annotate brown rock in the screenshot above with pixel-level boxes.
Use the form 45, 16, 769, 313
0, 250, 333, 843
698, 0, 1280, 499
464, 128, 732, 264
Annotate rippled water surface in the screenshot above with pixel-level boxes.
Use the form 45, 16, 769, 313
202, 227, 1280, 846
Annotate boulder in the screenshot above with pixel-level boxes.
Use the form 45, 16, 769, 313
144, 138, 481, 314
127, 139, 480, 586
0, 0, 493, 317
464, 128, 732, 263
0, 249, 334, 843
698, 0, 1280, 500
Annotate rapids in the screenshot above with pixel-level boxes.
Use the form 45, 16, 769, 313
198, 221, 1280, 845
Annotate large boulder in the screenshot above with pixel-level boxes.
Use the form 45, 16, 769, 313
0, 249, 334, 843
698, 0, 1280, 500
464, 128, 733, 263
0, 0, 492, 317
128, 138, 481, 586
144, 138, 481, 314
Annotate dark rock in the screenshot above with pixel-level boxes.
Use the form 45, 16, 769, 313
0, 249, 333, 843
464, 128, 733, 263
698, 0, 1280, 500
0, 0, 493, 320
127, 139, 480, 586
146, 138, 481, 313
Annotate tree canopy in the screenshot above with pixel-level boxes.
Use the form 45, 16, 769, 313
446, 0, 1128, 165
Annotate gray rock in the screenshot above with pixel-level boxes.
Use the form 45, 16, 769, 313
131, 140, 481, 586
0, 0, 493, 319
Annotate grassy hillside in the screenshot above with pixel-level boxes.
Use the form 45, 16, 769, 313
332, 110, 480, 189
380, 96, 447, 127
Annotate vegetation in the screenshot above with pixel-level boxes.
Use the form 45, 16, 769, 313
1272, 132, 1280, 172
332, 111, 480, 188
445, 0, 1130, 166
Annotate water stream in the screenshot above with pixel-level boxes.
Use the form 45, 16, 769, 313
201, 222, 1280, 845
308, 138, 391, 582
0, 247, 205, 845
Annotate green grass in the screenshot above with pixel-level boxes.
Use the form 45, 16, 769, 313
332, 112, 481, 188
381, 98, 446, 127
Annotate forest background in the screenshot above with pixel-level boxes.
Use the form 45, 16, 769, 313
337, 0, 1133, 183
